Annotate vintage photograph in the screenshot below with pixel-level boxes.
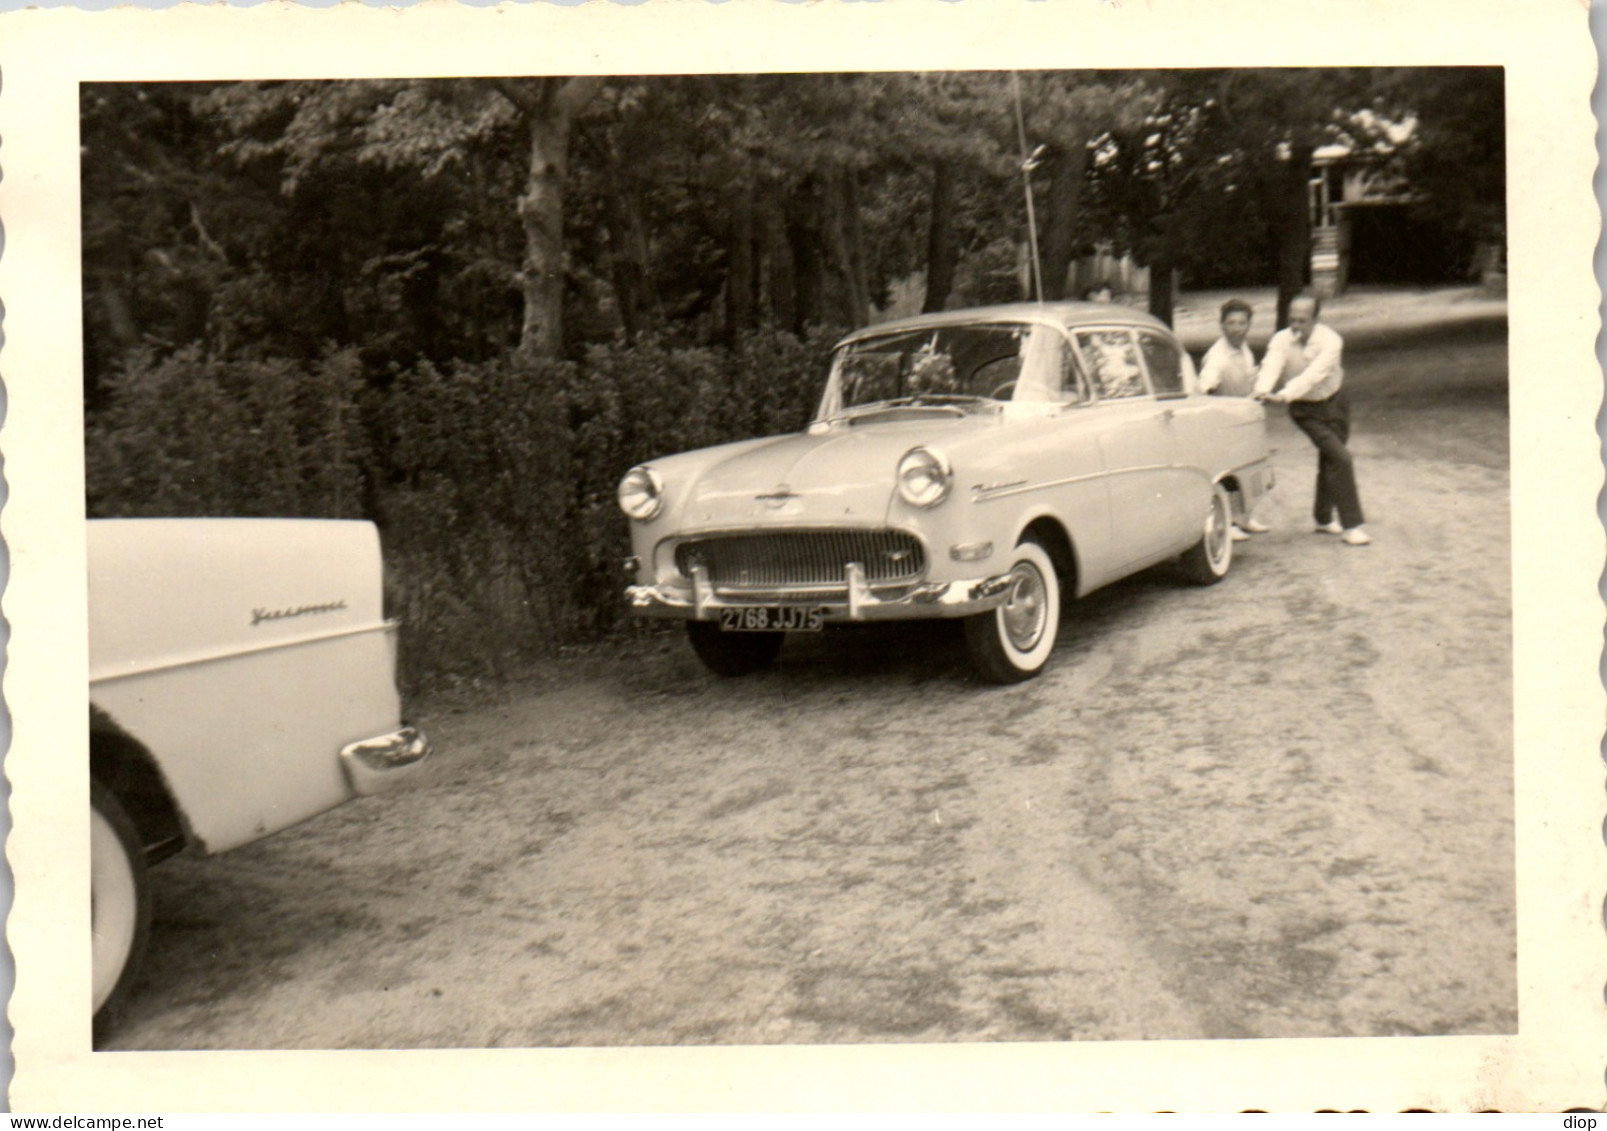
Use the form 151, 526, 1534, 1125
3, 0, 1599, 1112
80, 66, 1517, 1053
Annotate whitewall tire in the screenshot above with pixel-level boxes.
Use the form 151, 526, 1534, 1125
963, 538, 1061, 684
91, 781, 150, 1025
1178, 482, 1235, 586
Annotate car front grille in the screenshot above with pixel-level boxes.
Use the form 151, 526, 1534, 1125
675, 530, 927, 590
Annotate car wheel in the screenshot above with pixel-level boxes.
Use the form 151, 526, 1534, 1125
686, 621, 784, 676
1178, 482, 1234, 585
91, 780, 150, 1027
963, 537, 1061, 684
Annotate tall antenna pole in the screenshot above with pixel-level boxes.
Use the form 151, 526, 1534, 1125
1011, 71, 1045, 303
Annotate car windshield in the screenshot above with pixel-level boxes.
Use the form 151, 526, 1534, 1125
817, 321, 1075, 420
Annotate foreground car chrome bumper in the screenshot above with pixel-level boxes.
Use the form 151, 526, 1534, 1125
625, 562, 1016, 623
340, 725, 431, 795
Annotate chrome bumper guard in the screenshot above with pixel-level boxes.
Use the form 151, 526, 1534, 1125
340, 725, 431, 796
625, 562, 1015, 623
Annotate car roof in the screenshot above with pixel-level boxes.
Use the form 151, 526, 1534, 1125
835, 301, 1174, 346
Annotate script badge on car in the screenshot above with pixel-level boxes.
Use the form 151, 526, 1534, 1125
719, 607, 824, 632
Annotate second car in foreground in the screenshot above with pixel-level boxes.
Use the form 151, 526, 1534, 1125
620, 302, 1273, 683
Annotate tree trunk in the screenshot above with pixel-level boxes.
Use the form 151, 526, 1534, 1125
605, 158, 660, 341
1147, 232, 1176, 327
843, 171, 873, 320
821, 170, 870, 327
515, 109, 570, 363
724, 176, 757, 341
506, 77, 599, 366
1040, 144, 1088, 302
1275, 142, 1314, 330
786, 180, 827, 333
921, 161, 957, 314
758, 179, 795, 330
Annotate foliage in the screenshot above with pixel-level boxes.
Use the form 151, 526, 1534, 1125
86, 346, 368, 519
370, 354, 576, 682
1378, 67, 1506, 246
87, 325, 837, 687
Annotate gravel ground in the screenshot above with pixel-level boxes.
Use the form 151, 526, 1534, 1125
103, 292, 1514, 1050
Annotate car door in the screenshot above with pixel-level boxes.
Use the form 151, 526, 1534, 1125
1141, 327, 1262, 490
1073, 327, 1188, 573
1138, 328, 1225, 528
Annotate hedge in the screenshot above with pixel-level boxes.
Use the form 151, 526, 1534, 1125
85, 326, 844, 688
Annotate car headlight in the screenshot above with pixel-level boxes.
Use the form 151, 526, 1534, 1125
896, 447, 952, 508
618, 466, 665, 521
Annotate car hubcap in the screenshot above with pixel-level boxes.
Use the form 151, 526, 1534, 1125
90, 806, 138, 1011
1001, 562, 1048, 652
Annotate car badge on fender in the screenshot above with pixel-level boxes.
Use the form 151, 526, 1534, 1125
251, 599, 349, 626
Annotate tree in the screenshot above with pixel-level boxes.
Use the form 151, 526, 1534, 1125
204, 77, 599, 367
1377, 67, 1506, 263
486, 78, 603, 363
1016, 71, 1161, 302
1203, 69, 1375, 326
1082, 69, 1381, 327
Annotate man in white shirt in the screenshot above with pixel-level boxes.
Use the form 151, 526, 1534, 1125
1198, 298, 1269, 540
1198, 297, 1259, 397
1254, 294, 1370, 546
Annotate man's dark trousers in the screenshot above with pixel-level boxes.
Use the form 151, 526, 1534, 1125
1287, 388, 1364, 529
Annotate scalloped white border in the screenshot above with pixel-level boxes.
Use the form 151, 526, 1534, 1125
1, 0, 1600, 1111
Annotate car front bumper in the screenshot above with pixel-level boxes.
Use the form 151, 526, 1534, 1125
625, 562, 1017, 623
340, 725, 431, 795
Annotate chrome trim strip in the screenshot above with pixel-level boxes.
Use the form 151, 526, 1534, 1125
89, 619, 399, 686
972, 467, 1115, 501
972, 462, 1211, 502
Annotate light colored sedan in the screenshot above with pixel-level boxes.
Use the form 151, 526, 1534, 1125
619, 302, 1273, 683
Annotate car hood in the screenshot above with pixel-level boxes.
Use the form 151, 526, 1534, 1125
667, 415, 989, 529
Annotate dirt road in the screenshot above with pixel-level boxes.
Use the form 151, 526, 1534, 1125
105, 292, 1514, 1050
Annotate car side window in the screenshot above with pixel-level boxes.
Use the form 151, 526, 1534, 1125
1138, 331, 1185, 397
1075, 329, 1145, 400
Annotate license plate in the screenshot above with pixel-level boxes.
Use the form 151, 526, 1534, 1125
718, 607, 823, 632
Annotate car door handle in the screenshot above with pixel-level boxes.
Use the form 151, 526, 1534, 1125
1161, 408, 1175, 421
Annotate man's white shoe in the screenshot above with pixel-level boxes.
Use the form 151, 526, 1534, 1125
1241, 519, 1270, 533
1313, 521, 1344, 535
1231, 527, 1251, 542
1340, 527, 1372, 546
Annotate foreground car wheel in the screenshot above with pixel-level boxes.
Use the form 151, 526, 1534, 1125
1177, 482, 1235, 585
963, 538, 1061, 684
686, 621, 785, 676
91, 780, 150, 1026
